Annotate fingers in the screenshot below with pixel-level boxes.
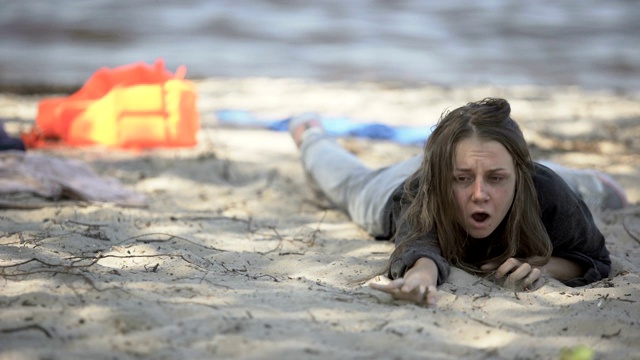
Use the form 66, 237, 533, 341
423, 285, 438, 306
494, 257, 523, 279
369, 278, 405, 293
505, 265, 541, 289
370, 279, 437, 306
480, 261, 499, 271
493, 258, 544, 291
527, 275, 546, 291
504, 262, 532, 287
522, 268, 544, 290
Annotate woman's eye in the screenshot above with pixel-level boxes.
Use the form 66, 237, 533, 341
489, 176, 503, 183
456, 176, 471, 183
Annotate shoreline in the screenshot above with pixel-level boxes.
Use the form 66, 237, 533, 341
3, 75, 640, 96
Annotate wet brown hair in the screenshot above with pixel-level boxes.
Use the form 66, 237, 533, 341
400, 98, 551, 273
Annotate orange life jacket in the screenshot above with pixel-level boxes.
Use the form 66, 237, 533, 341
22, 59, 199, 149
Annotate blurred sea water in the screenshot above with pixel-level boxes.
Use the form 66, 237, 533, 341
0, 0, 639, 92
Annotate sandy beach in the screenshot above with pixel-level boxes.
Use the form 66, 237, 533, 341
1, 78, 639, 359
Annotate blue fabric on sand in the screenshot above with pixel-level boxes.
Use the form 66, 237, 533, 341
0, 123, 25, 151
215, 109, 434, 145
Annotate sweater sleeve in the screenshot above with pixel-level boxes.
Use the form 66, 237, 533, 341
535, 164, 611, 286
386, 182, 451, 285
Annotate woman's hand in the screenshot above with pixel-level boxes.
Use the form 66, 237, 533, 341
480, 257, 545, 291
370, 257, 439, 306
481, 256, 585, 291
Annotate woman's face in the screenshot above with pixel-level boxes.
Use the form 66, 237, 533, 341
452, 137, 516, 239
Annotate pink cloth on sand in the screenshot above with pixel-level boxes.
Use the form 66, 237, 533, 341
0, 150, 147, 207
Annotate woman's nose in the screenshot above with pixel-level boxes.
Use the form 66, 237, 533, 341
471, 179, 490, 201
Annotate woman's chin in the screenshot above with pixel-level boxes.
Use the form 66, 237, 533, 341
466, 222, 494, 239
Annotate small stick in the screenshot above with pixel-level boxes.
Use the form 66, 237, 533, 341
1, 324, 52, 338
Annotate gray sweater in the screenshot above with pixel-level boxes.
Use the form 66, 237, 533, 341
381, 163, 611, 287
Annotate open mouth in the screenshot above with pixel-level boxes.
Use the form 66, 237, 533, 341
471, 212, 489, 223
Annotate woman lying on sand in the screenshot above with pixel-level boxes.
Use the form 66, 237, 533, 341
289, 97, 628, 306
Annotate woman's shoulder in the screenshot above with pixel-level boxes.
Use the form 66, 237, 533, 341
531, 162, 583, 210
532, 162, 569, 190
390, 176, 419, 201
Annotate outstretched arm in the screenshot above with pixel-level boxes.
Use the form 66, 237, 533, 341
370, 257, 439, 306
